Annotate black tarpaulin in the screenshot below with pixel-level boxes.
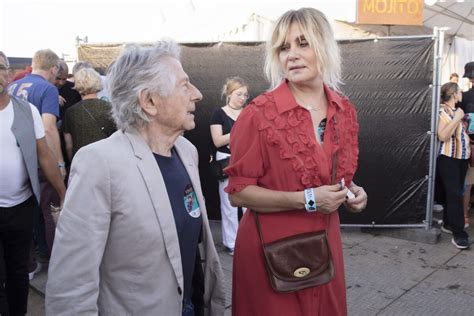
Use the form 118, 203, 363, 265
338, 38, 433, 224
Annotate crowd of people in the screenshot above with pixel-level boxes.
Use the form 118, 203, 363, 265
0, 6, 471, 316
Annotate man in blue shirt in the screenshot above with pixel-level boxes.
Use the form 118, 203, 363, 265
9, 49, 65, 174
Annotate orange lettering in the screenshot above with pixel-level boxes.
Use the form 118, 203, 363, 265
407, 0, 419, 14
363, 0, 375, 12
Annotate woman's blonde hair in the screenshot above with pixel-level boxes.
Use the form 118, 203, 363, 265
73, 68, 103, 96
222, 76, 248, 103
265, 8, 342, 91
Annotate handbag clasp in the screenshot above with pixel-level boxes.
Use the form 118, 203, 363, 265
293, 267, 310, 277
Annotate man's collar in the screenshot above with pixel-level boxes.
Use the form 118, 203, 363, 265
30, 72, 49, 83
273, 80, 347, 114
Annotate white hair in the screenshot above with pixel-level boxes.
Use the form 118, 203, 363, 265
107, 40, 181, 130
73, 68, 103, 95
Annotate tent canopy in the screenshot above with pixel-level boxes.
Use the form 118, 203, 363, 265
424, 1, 473, 41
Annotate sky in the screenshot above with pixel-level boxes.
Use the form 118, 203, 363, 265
1, 0, 357, 59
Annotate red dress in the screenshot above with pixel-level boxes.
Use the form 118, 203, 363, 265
225, 81, 359, 316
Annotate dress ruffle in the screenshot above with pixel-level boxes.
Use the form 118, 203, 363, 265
252, 92, 358, 188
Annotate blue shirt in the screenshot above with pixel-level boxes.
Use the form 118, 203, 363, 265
8, 74, 59, 117
154, 148, 202, 307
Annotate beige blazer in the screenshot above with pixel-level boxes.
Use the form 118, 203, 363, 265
46, 129, 226, 316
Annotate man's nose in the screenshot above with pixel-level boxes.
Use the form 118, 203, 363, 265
192, 84, 203, 102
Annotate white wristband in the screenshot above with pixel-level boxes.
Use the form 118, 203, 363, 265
304, 188, 317, 212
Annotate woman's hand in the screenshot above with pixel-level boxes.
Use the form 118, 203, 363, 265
438, 107, 465, 142
313, 184, 348, 214
345, 183, 367, 213
454, 107, 465, 122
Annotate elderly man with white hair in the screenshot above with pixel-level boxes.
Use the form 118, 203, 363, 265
46, 41, 225, 316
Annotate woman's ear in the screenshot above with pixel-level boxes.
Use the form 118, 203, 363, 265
138, 90, 159, 116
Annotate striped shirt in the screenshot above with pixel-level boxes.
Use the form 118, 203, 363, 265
438, 105, 470, 159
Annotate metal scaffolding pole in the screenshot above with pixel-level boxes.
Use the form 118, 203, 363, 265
425, 27, 445, 230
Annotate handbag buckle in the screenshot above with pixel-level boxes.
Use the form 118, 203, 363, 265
293, 267, 310, 278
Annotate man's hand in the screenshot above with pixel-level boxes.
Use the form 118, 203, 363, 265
59, 95, 66, 107
37, 138, 66, 205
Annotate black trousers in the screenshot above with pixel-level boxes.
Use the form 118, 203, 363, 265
0, 196, 35, 316
437, 155, 469, 239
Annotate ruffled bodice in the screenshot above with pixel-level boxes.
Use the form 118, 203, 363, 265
225, 81, 359, 195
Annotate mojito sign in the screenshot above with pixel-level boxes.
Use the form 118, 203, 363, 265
357, 0, 424, 25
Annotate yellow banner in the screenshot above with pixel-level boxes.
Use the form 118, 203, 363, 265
357, 0, 424, 25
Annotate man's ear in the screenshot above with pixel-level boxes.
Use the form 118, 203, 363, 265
138, 90, 158, 116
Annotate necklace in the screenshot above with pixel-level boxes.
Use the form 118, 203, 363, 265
304, 104, 320, 111
228, 104, 242, 111
441, 103, 456, 112
294, 95, 320, 111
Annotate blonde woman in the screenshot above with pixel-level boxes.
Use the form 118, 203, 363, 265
63, 67, 116, 161
437, 82, 470, 249
225, 8, 366, 315
210, 77, 249, 255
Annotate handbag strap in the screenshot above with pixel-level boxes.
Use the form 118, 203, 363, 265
331, 151, 338, 185
81, 103, 110, 137
253, 211, 267, 247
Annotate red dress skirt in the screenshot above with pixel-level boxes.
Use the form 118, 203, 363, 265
225, 82, 359, 316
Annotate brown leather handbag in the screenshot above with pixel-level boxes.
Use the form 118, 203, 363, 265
254, 212, 334, 293
254, 151, 339, 293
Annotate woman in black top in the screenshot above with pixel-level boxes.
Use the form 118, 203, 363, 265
210, 77, 249, 255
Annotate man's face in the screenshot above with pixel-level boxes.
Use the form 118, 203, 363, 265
151, 57, 203, 133
0, 56, 9, 95
55, 69, 68, 88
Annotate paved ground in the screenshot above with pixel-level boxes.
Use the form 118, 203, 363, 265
28, 215, 473, 315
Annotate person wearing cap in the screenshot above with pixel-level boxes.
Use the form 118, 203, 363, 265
459, 61, 474, 229
459, 62, 474, 110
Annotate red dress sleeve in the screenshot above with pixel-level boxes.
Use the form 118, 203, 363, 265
224, 105, 265, 194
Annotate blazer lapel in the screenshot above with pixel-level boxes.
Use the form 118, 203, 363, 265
123, 129, 184, 289
174, 138, 198, 191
